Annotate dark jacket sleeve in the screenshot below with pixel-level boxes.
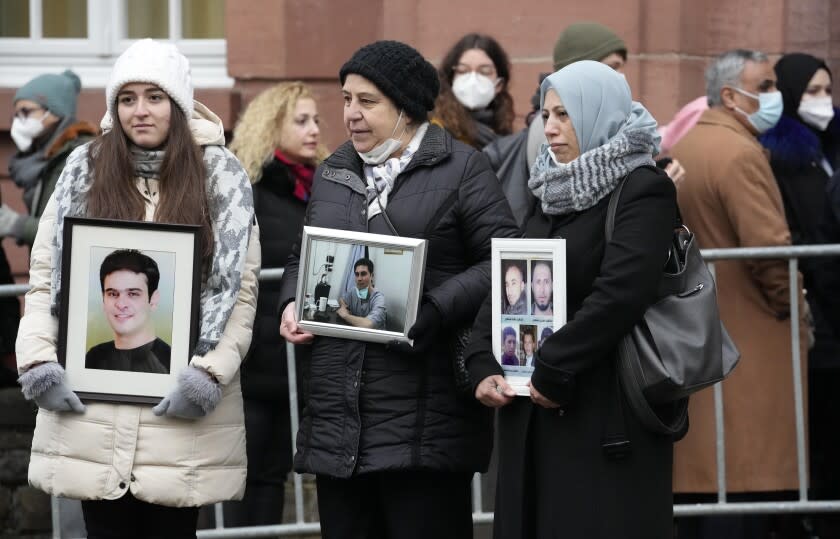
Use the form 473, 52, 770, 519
531, 169, 676, 406
425, 150, 521, 326
277, 168, 321, 315
816, 172, 840, 335
483, 128, 535, 228
464, 291, 505, 394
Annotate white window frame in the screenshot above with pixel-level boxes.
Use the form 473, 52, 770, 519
0, 0, 232, 89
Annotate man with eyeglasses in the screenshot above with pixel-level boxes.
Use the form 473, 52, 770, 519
337, 257, 386, 329
5, 70, 97, 247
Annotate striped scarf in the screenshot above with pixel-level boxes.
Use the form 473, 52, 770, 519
528, 129, 657, 216
363, 123, 428, 220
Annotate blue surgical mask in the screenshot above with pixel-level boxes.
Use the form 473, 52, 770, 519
355, 287, 369, 300
732, 88, 783, 134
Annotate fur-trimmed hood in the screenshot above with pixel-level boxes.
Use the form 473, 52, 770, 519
45, 120, 98, 158
760, 110, 840, 170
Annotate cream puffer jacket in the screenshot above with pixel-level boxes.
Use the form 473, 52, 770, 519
15, 102, 261, 507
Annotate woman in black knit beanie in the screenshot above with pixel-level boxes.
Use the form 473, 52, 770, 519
278, 40, 520, 539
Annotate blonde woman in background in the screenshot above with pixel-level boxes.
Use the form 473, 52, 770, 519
225, 82, 328, 526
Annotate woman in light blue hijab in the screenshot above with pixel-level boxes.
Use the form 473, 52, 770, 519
465, 60, 680, 538
529, 60, 662, 214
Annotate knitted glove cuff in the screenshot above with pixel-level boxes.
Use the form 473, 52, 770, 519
179, 365, 222, 414
18, 362, 65, 401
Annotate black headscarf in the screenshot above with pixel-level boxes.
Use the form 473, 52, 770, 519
774, 52, 832, 119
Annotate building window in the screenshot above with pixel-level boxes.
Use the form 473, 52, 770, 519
0, 0, 231, 88
0, 0, 31, 37
43, 0, 88, 38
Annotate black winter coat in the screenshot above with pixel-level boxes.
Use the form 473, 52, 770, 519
466, 166, 677, 539
761, 113, 840, 368
240, 158, 310, 473
279, 125, 520, 479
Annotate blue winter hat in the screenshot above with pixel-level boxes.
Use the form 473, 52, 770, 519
14, 69, 82, 119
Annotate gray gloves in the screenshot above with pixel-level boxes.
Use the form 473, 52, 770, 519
17, 363, 222, 419
153, 365, 222, 419
18, 362, 86, 413
0, 204, 25, 239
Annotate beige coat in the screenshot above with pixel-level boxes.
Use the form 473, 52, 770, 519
16, 103, 261, 507
670, 108, 808, 493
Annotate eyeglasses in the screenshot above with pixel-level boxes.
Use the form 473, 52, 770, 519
453, 64, 497, 77
13, 106, 45, 120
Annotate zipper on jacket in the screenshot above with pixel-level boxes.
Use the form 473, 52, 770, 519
142, 178, 159, 209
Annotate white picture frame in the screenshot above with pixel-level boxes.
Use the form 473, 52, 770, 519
492, 238, 567, 396
57, 217, 202, 404
295, 226, 427, 344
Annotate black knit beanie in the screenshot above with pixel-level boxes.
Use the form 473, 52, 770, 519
340, 40, 440, 121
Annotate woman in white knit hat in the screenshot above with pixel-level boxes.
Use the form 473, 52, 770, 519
15, 38, 259, 538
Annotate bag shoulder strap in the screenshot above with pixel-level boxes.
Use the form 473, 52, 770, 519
604, 175, 627, 242
605, 168, 683, 242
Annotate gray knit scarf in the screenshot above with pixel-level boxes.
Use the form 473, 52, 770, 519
528, 129, 657, 216
131, 146, 164, 178
50, 143, 254, 356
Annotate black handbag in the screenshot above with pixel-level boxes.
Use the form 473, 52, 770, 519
606, 176, 740, 436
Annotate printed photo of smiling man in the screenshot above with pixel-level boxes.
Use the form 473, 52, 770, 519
85, 249, 171, 374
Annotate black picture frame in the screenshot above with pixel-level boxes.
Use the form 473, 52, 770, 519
57, 217, 202, 404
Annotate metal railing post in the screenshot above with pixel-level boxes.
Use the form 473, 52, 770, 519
707, 262, 728, 503
286, 341, 305, 525
472, 472, 483, 516
788, 258, 808, 501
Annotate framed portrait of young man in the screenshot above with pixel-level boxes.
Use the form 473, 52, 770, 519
57, 217, 201, 404
491, 238, 567, 396
295, 226, 427, 344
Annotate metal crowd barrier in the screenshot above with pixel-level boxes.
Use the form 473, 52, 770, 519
2, 245, 840, 538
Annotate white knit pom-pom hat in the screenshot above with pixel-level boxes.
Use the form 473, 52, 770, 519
106, 38, 193, 119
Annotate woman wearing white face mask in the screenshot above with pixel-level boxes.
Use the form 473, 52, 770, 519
431, 33, 515, 149
760, 53, 840, 535
5, 70, 97, 246
278, 40, 520, 538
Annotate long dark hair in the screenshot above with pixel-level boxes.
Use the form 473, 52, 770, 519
87, 100, 214, 262
434, 33, 515, 145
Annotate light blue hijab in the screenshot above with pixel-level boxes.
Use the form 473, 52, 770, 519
529, 61, 661, 215
539, 60, 661, 155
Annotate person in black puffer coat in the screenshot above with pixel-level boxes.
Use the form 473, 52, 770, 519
226, 82, 328, 527
760, 52, 840, 537
278, 40, 520, 539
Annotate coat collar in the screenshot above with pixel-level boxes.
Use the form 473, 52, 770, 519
45, 120, 98, 158
760, 110, 840, 171
323, 123, 452, 175
696, 107, 758, 142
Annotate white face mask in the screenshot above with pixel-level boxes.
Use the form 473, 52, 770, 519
358, 110, 407, 165
452, 72, 498, 110
798, 96, 835, 131
10, 112, 49, 152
